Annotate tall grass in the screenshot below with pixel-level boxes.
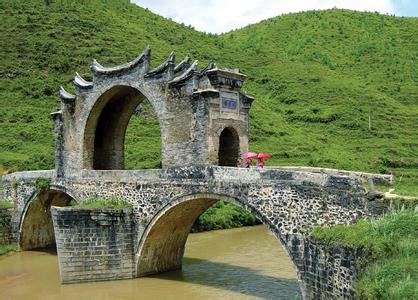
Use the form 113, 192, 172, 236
312, 211, 418, 299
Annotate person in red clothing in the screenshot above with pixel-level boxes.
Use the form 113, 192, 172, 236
256, 152, 270, 168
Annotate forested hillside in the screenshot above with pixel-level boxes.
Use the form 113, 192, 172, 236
1, 0, 417, 194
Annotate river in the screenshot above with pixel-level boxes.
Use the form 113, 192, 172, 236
0, 225, 300, 299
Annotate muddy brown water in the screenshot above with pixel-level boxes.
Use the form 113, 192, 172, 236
0, 225, 300, 299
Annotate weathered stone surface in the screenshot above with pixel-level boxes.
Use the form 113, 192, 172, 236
19, 190, 72, 250
51, 207, 135, 283
0, 208, 16, 245
298, 237, 361, 299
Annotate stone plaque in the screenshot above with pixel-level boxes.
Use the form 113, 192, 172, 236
220, 91, 239, 113
222, 98, 237, 109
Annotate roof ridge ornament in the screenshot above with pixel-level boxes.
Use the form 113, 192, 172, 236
145, 52, 175, 78
91, 45, 151, 75
59, 86, 76, 101
168, 60, 199, 86
50, 110, 62, 120
200, 61, 216, 75
73, 72, 93, 89
174, 55, 190, 74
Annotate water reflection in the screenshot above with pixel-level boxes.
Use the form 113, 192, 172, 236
158, 257, 300, 299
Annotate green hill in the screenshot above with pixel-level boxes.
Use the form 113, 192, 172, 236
1, 0, 417, 194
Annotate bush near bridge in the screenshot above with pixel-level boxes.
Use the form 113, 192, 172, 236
191, 200, 259, 232
0, 245, 17, 256
312, 210, 418, 299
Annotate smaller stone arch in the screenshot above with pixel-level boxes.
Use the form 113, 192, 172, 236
135, 193, 303, 293
19, 189, 76, 250
218, 127, 240, 166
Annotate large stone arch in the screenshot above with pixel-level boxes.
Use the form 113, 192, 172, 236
135, 192, 303, 293
82, 84, 162, 170
19, 189, 75, 250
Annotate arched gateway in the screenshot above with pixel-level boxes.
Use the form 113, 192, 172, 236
1, 46, 390, 299
50, 46, 253, 177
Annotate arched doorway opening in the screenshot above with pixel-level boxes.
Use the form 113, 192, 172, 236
125, 101, 162, 169
136, 194, 301, 298
83, 85, 162, 170
19, 190, 75, 250
218, 127, 240, 167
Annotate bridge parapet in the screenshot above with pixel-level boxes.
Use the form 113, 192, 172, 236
72, 166, 365, 188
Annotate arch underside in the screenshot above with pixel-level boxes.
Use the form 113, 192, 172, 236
136, 195, 300, 284
20, 190, 73, 250
137, 198, 218, 276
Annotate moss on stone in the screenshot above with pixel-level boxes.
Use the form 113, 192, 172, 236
0, 202, 15, 209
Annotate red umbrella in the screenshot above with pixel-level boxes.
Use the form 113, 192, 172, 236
257, 152, 271, 159
242, 152, 258, 159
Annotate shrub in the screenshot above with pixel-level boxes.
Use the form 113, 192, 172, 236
77, 197, 132, 209
35, 178, 50, 194
192, 200, 259, 232
0, 244, 16, 256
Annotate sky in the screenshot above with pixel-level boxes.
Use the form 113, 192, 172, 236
132, 0, 418, 33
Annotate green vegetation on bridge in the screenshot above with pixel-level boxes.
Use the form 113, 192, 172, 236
73, 197, 132, 209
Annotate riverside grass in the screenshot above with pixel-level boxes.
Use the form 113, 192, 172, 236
0, 245, 16, 256
312, 211, 418, 299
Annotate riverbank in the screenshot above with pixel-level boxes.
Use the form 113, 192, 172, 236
312, 210, 418, 299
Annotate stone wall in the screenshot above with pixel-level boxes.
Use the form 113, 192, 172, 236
297, 237, 361, 299
0, 207, 16, 245
51, 207, 135, 283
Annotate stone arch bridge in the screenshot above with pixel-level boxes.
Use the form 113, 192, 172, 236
0, 47, 391, 299
2, 166, 388, 298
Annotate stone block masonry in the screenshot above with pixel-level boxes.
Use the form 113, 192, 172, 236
0, 207, 16, 245
298, 237, 361, 299
51, 207, 135, 283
